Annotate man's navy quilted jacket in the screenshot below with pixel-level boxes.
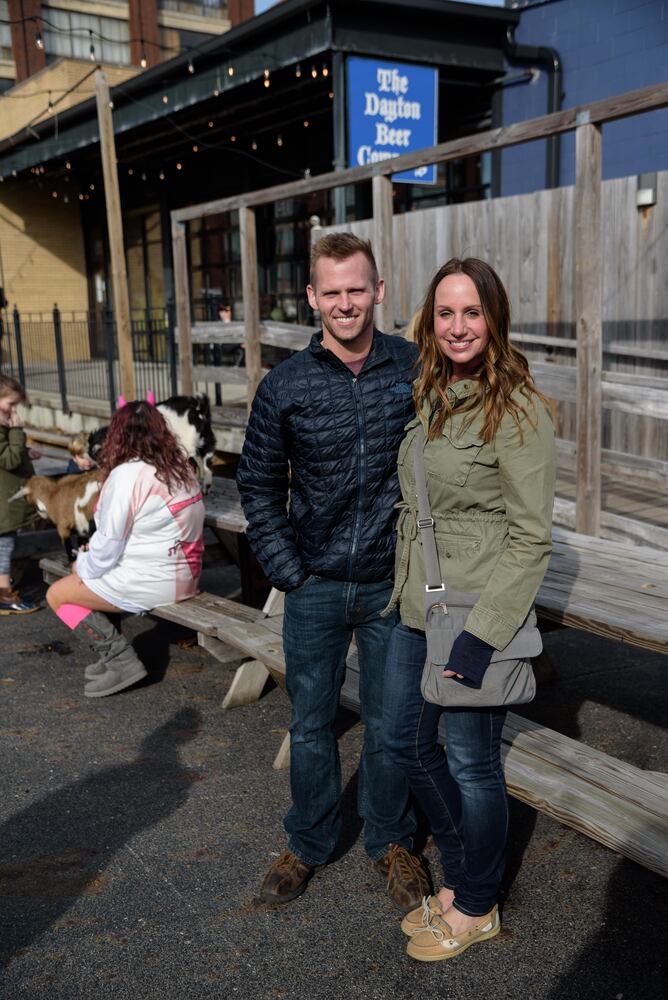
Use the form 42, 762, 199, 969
236, 330, 419, 592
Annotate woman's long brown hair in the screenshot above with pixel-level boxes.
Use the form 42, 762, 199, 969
413, 257, 548, 442
98, 400, 197, 491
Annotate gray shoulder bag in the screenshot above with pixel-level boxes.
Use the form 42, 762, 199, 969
414, 424, 540, 708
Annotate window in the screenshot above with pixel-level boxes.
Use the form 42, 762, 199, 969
44, 8, 130, 66
158, 1, 227, 18
0, 1, 11, 62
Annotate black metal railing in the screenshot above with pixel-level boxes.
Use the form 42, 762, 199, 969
0, 304, 178, 413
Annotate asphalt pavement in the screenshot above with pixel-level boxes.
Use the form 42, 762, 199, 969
0, 550, 666, 1000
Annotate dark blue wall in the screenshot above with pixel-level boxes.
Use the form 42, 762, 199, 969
501, 0, 668, 195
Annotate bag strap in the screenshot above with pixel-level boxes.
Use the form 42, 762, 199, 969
413, 425, 447, 598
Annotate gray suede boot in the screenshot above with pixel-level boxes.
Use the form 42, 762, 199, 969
73, 611, 147, 698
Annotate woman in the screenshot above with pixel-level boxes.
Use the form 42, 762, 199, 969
47, 400, 205, 698
382, 258, 555, 961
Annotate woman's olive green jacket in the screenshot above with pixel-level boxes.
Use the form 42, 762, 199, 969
0, 427, 35, 535
384, 379, 556, 650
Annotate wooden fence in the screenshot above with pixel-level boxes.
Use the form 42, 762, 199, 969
171, 80, 668, 539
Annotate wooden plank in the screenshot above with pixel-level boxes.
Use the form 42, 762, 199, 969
239, 207, 262, 410
172, 218, 194, 395
574, 120, 603, 536
197, 632, 244, 666
214, 611, 668, 877
222, 659, 270, 709
171, 82, 668, 222
555, 439, 668, 488
272, 731, 291, 771
95, 70, 135, 402
372, 174, 395, 333
553, 497, 668, 552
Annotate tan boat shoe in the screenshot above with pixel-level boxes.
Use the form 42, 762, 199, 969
400, 895, 443, 936
406, 905, 500, 962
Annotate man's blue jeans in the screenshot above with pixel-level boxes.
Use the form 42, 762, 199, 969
282, 577, 416, 866
383, 623, 508, 916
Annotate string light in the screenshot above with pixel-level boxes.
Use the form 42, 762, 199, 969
52, 191, 57, 198
128, 167, 133, 175
108, 99, 114, 109
159, 170, 165, 180
263, 68, 270, 88
47, 91, 53, 114
141, 171, 147, 181
277, 135, 283, 147
192, 144, 198, 152
322, 64, 329, 77
140, 41, 147, 69
89, 30, 96, 62
176, 162, 183, 170
65, 160, 71, 169
162, 94, 169, 104
295, 63, 302, 79
35, 30, 43, 50
303, 120, 309, 128
188, 58, 195, 75
78, 193, 84, 200
227, 65, 234, 77
251, 140, 258, 150
213, 88, 219, 97
63, 193, 69, 203
89, 182, 95, 190
311, 66, 317, 79
230, 134, 236, 142
208, 120, 214, 128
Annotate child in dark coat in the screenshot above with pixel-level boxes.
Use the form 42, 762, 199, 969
0, 374, 38, 614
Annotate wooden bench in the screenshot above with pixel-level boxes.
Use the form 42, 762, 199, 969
39, 533, 668, 879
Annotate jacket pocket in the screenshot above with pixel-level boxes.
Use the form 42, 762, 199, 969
430, 427, 483, 487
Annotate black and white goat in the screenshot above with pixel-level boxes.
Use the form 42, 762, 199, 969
87, 393, 216, 493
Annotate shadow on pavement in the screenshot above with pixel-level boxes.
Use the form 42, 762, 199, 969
0, 707, 202, 967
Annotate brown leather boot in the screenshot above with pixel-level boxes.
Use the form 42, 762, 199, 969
259, 850, 315, 904
375, 843, 431, 913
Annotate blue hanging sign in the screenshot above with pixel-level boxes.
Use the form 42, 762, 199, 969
346, 56, 438, 185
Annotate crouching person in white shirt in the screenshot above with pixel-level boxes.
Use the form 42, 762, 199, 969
46, 400, 205, 698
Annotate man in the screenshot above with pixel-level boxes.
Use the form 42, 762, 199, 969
236, 233, 428, 910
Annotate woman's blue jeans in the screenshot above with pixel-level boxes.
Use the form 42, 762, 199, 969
383, 623, 508, 916
282, 577, 416, 867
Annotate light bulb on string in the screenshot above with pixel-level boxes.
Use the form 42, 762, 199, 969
159, 171, 165, 180
140, 41, 147, 69
208, 121, 214, 128
227, 65, 234, 77
251, 141, 258, 151
303, 120, 309, 128
89, 183, 95, 191
108, 99, 114, 109
311, 66, 317, 79
141, 172, 147, 181
263, 68, 270, 88
230, 135, 236, 143
63, 193, 69, 204
192, 145, 198, 153
188, 58, 195, 75
128, 168, 133, 176
65, 160, 71, 170
295, 63, 302, 79
277, 135, 283, 147
213, 88, 219, 97
47, 92, 53, 114
176, 162, 183, 170
35, 30, 43, 50
162, 94, 169, 104
89, 30, 96, 62
78, 193, 84, 200
322, 64, 329, 77
52, 191, 57, 198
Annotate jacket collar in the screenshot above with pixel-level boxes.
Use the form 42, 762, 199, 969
309, 328, 389, 371
446, 377, 479, 406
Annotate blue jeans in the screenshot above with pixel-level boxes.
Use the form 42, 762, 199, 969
383, 623, 508, 916
283, 577, 416, 866
0, 533, 15, 575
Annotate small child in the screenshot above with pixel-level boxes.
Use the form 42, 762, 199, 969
0, 373, 38, 614
66, 431, 95, 474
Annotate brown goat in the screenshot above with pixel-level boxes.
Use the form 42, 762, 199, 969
10, 470, 105, 561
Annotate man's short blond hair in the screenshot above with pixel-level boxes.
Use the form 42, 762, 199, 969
310, 232, 379, 287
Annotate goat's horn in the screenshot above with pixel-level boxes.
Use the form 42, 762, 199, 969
8, 486, 29, 502
146, 390, 155, 405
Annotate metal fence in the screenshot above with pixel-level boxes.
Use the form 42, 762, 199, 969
0, 305, 178, 412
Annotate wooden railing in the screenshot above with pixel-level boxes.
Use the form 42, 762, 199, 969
171, 80, 668, 539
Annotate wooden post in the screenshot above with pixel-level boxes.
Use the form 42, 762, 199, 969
171, 218, 193, 395
372, 174, 395, 333
574, 119, 602, 536
239, 207, 262, 410
95, 70, 135, 402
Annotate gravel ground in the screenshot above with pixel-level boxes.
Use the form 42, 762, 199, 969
0, 554, 666, 1000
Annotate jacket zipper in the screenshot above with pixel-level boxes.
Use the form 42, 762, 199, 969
347, 374, 367, 579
